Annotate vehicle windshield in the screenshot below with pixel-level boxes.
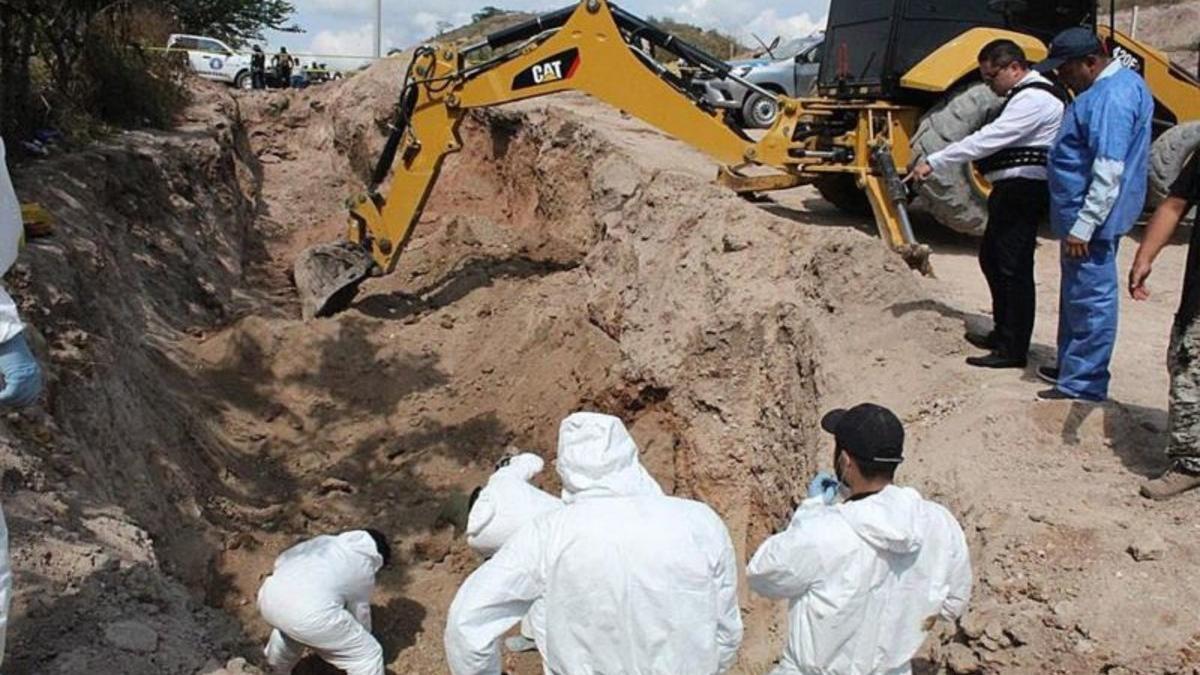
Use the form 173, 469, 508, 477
769, 36, 820, 61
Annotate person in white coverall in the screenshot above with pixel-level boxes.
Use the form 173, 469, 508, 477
464, 452, 562, 654
444, 411, 743, 675
257, 529, 390, 675
748, 403, 972, 675
0, 136, 43, 409
0, 504, 11, 669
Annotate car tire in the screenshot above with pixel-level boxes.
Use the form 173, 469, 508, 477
741, 91, 780, 129
814, 174, 872, 216
909, 82, 1004, 236
235, 70, 252, 90
1149, 121, 1200, 207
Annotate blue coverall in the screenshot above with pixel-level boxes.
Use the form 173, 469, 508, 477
1047, 62, 1153, 401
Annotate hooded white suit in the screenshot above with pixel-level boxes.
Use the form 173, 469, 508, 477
747, 485, 972, 675
257, 531, 385, 675
0, 136, 42, 408
445, 412, 743, 675
0, 504, 11, 668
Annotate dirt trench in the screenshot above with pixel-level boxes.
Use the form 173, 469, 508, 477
195, 86, 927, 672
2, 68, 951, 674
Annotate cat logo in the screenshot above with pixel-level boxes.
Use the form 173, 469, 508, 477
513, 48, 581, 90
532, 61, 565, 84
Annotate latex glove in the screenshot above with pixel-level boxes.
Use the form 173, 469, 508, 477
806, 471, 840, 505
0, 332, 41, 408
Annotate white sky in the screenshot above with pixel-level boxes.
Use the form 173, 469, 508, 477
263, 0, 829, 69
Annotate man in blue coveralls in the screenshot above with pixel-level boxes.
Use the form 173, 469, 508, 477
1035, 28, 1154, 402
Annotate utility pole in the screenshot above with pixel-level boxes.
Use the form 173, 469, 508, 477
374, 0, 382, 58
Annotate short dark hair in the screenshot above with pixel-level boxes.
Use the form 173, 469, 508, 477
363, 528, 392, 567
855, 457, 899, 482
978, 39, 1028, 69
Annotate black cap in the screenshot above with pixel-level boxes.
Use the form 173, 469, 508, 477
821, 403, 905, 464
1035, 27, 1104, 73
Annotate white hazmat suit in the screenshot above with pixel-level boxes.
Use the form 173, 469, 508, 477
0, 504, 11, 668
257, 531, 385, 675
445, 412, 743, 675
465, 452, 562, 650
0, 136, 24, 346
747, 484, 972, 675
0, 136, 43, 408
465, 453, 562, 557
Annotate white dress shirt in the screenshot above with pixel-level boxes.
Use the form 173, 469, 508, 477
927, 70, 1064, 182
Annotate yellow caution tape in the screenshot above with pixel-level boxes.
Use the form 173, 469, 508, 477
138, 45, 391, 62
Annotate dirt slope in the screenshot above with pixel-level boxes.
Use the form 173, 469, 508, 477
1115, 3, 1200, 76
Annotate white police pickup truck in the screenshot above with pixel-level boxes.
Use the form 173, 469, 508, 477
166, 34, 253, 89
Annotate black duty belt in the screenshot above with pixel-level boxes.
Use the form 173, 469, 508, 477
971, 80, 1066, 176
974, 146, 1049, 175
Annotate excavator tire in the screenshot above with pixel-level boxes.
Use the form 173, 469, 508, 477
292, 241, 376, 319
1149, 121, 1200, 208
814, 174, 871, 216
909, 82, 1004, 237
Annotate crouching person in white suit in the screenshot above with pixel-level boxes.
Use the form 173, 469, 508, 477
465, 452, 562, 654
748, 403, 972, 675
257, 529, 391, 675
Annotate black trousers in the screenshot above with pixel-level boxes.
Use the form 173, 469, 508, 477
980, 178, 1047, 360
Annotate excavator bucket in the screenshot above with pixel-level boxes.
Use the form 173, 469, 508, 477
292, 241, 376, 319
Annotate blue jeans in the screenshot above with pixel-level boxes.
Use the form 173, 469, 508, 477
1056, 238, 1119, 401
0, 333, 42, 408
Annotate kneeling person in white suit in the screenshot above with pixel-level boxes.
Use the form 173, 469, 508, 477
257, 529, 391, 675
465, 452, 563, 654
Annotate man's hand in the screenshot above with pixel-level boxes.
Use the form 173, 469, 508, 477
1129, 257, 1153, 300
1064, 235, 1090, 259
904, 161, 934, 184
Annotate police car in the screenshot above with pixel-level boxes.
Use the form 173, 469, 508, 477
166, 34, 254, 89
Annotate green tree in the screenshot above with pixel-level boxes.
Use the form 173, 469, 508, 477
165, 0, 300, 46
471, 6, 505, 23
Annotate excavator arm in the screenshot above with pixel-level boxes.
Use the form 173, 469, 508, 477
295, 0, 929, 318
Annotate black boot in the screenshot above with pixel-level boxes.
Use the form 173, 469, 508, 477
965, 331, 999, 350
966, 351, 1026, 369
1037, 366, 1059, 385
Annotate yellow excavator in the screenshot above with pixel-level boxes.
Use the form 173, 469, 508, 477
294, 0, 1200, 318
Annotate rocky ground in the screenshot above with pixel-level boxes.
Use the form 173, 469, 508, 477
1, 14, 1198, 675
1115, 3, 1200, 75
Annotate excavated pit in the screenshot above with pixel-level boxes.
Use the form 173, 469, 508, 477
6, 27, 1200, 672
189, 101, 893, 673
3, 71, 947, 674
